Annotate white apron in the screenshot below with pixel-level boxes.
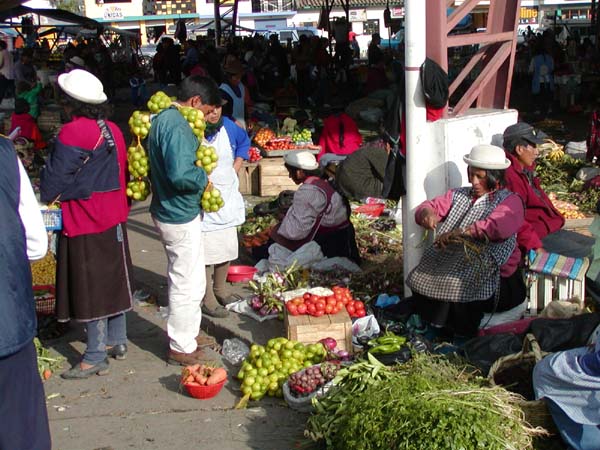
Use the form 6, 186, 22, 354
200, 125, 245, 264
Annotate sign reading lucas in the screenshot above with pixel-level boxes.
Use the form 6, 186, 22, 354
104, 6, 124, 20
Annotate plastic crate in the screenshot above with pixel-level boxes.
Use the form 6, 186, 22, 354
33, 285, 56, 316
42, 209, 62, 231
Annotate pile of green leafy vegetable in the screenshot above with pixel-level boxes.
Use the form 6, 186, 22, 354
536, 154, 600, 213
306, 353, 544, 450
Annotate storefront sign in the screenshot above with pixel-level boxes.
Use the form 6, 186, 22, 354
391, 7, 405, 18
103, 6, 123, 20
349, 9, 367, 22
519, 6, 538, 25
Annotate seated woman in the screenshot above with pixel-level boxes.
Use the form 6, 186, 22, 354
253, 151, 360, 264
503, 122, 594, 258
316, 110, 363, 164
406, 144, 525, 338
533, 327, 600, 450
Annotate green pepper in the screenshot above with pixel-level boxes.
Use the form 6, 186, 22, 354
376, 336, 406, 345
368, 343, 402, 354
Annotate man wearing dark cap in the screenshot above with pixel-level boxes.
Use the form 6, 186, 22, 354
503, 122, 593, 257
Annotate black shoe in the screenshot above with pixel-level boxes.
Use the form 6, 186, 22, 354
107, 344, 127, 360
61, 359, 109, 379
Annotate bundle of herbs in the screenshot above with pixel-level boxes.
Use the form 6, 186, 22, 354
306, 353, 545, 450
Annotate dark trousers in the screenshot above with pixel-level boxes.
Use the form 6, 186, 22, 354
0, 340, 51, 450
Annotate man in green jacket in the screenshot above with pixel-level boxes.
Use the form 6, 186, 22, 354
148, 75, 221, 365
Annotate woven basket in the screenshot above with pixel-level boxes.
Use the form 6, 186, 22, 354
517, 399, 557, 432
37, 110, 62, 133
489, 333, 548, 401
33, 285, 56, 316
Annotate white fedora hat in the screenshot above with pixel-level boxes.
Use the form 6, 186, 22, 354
283, 151, 319, 171
58, 69, 107, 104
463, 144, 510, 170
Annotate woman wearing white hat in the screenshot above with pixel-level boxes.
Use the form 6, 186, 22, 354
40, 69, 133, 378
253, 151, 360, 263
406, 144, 526, 338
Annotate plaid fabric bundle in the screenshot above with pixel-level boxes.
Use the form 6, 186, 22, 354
528, 249, 590, 281
407, 188, 516, 303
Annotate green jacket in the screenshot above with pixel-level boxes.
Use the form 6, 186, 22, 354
148, 107, 207, 224
17, 83, 42, 118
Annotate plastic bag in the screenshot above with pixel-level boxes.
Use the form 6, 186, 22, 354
351, 315, 380, 345
221, 338, 250, 365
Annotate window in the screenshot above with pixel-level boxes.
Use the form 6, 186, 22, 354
363, 19, 379, 36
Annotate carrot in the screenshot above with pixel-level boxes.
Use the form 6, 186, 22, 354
193, 372, 208, 384
206, 367, 227, 385
189, 363, 201, 372
43, 369, 52, 380
186, 381, 201, 387
185, 375, 195, 383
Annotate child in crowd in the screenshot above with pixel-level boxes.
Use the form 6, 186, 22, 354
10, 97, 45, 150
16, 80, 43, 119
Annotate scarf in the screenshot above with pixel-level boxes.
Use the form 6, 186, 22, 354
205, 117, 223, 139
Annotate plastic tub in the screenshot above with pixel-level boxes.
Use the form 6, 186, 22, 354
184, 379, 226, 399
227, 265, 258, 283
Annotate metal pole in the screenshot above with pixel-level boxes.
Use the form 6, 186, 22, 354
403, 0, 427, 293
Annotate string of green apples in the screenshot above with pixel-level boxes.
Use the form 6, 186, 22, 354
125, 91, 224, 212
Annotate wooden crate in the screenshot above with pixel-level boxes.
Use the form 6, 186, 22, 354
564, 217, 594, 237
284, 309, 353, 353
258, 157, 298, 197
239, 161, 260, 195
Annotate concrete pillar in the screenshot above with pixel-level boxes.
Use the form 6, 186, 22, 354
403, 0, 427, 293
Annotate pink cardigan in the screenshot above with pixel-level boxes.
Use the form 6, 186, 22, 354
415, 189, 524, 277
58, 117, 130, 237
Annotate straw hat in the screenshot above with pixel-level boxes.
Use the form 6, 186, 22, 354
58, 69, 107, 104
463, 144, 510, 170
69, 56, 86, 68
222, 57, 244, 75
284, 151, 319, 171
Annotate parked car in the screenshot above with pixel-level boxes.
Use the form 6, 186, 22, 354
256, 27, 320, 45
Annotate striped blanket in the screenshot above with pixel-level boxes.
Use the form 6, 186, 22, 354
528, 249, 590, 281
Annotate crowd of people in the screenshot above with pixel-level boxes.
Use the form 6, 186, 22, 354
0, 27, 599, 449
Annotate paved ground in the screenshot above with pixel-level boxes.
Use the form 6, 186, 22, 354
31, 76, 586, 450
42, 198, 312, 450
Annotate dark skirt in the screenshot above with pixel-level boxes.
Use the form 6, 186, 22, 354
415, 268, 526, 337
56, 223, 134, 322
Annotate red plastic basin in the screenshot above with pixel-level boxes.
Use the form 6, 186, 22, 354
184, 379, 226, 399
227, 265, 258, 283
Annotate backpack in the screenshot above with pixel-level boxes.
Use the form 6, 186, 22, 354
419, 58, 449, 109
586, 110, 600, 163
381, 92, 406, 201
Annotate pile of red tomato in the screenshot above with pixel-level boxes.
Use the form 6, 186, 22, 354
285, 286, 367, 318
248, 147, 262, 162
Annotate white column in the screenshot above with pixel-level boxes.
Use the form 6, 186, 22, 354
403, 0, 428, 294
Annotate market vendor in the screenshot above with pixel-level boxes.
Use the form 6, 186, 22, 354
502, 122, 594, 258
406, 144, 526, 338
252, 151, 360, 264
533, 326, 600, 450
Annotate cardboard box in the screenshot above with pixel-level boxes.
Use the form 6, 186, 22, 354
284, 309, 353, 353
